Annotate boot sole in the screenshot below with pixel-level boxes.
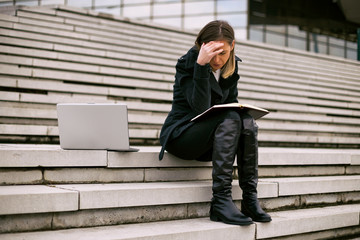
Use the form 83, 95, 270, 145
210, 214, 254, 226
241, 205, 272, 222
251, 217, 272, 222
241, 212, 272, 222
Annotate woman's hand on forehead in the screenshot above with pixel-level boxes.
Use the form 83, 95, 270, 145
197, 41, 224, 66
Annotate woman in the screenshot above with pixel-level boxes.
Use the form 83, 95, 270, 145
159, 20, 271, 225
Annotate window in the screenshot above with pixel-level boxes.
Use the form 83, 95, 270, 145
67, 0, 92, 8
329, 45, 344, 58
234, 28, 247, 40
153, 2, 181, 16
217, 0, 246, 12
96, 7, 121, 15
153, 17, 182, 29
184, 15, 215, 30
123, 0, 151, 4
123, 4, 151, 18
185, 1, 214, 15
42, 0, 66, 5
249, 27, 264, 43
266, 31, 285, 46
94, 0, 120, 8
288, 37, 306, 51
346, 48, 357, 60
217, 13, 247, 28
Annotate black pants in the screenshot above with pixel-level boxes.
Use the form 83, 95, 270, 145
166, 110, 254, 161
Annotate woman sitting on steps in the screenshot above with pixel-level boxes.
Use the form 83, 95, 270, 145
159, 20, 271, 226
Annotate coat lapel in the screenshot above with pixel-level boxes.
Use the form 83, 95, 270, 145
209, 73, 223, 98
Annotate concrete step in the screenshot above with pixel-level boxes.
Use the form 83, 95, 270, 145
2, 123, 360, 146
8, 5, 360, 78
9, 7, 360, 79
237, 89, 360, 112
241, 76, 360, 100
3, 33, 358, 101
0, 144, 359, 170
0, 73, 173, 100
16, 7, 196, 44
2, 9, 360, 87
1, 104, 359, 137
24, 5, 360, 75
0, 45, 175, 75
0, 27, 176, 60
1, 103, 360, 128
1, 68, 359, 123
241, 53, 360, 83
1, 145, 359, 168
6, 20, 185, 58
0, 181, 275, 215
240, 77, 360, 103
1, 145, 359, 185
242, 52, 360, 80
1, 175, 360, 215
246, 98, 360, 119
0, 204, 359, 240
1, 88, 359, 129
238, 41, 360, 75
1, 43, 357, 112
241, 69, 360, 98
3, 45, 360, 99
0, 89, 171, 113
0, 54, 174, 82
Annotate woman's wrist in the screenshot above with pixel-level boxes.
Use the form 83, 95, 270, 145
194, 62, 211, 78
196, 58, 207, 66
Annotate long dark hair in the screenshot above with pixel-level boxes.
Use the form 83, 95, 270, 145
195, 20, 235, 78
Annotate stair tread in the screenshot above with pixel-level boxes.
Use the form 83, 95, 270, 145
1, 144, 359, 168
0, 204, 359, 240
1, 176, 360, 215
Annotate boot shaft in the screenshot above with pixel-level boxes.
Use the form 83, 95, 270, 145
212, 117, 242, 195
237, 113, 259, 193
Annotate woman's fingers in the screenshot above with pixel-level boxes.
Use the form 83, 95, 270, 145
197, 41, 224, 66
204, 42, 224, 55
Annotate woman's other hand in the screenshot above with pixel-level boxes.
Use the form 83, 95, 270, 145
197, 41, 224, 66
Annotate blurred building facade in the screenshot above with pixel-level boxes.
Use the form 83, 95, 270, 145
1, 0, 359, 60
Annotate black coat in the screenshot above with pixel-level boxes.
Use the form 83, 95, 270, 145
159, 46, 242, 160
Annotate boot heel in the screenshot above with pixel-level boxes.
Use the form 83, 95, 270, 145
210, 214, 220, 222
241, 204, 251, 217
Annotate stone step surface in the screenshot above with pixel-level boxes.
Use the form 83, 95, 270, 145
0, 204, 359, 240
0, 185, 78, 215
1, 145, 360, 185
1, 175, 360, 215
11, 6, 360, 77
2, 123, 360, 146
2, 101, 360, 126
1, 5, 360, 148
1, 7, 358, 92
1, 144, 359, 168
0, 181, 276, 215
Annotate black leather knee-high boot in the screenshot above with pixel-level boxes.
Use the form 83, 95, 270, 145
210, 118, 253, 226
237, 114, 271, 222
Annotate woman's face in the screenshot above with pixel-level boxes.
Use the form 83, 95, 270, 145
209, 40, 234, 71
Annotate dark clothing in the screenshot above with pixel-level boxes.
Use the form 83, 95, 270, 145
165, 110, 241, 161
159, 46, 242, 160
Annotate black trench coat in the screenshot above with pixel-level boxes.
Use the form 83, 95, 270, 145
159, 46, 242, 160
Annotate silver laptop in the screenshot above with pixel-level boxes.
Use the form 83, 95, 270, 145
57, 103, 139, 151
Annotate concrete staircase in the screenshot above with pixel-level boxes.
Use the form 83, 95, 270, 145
0, 5, 359, 148
0, 5, 360, 239
1, 145, 360, 239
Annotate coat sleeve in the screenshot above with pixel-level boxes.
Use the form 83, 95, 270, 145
176, 59, 212, 115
